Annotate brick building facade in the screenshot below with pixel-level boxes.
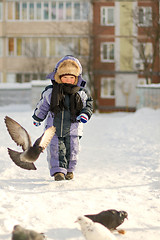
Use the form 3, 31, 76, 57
92, 0, 160, 112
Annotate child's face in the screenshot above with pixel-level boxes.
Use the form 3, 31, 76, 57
61, 75, 76, 85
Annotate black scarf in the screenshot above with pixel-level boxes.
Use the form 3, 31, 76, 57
50, 82, 83, 122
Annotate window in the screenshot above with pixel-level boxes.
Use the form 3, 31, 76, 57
16, 73, 45, 83
0, 72, 2, 82
29, 3, 34, 20
15, 2, 20, 20
32, 38, 39, 56
16, 73, 23, 83
51, 2, 56, 20
101, 42, 115, 62
8, 38, 14, 56
58, 2, 64, 20
6, 1, 89, 21
40, 38, 47, 57
0, 38, 3, 56
82, 2, 89, 20
101, 7, 114, 26
7, 73, 16, 83
7, 2, 13, 20
80, 38, 89, 56
138, 7, 152, 26
22, 3, 27, 20
49, 38, 56, 56
24, 38, 31, 56
101, 78, 115, 98
17, 38, 22, 56
0, 2, 3, 21
7, 37, 89, 57
36, 3, 42, 20
66, 2, 72, 20
74, 3, 80, 20
74, 38, 81, 55
24, 74, 30, 82
57, 38, 73, 56
139, 42, 153, 62
44, 3, 49, 20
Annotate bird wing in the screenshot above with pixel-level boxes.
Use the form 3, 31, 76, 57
94, 222, 117, 240
8, 148, 37, 170
35, 126, 56, 150
4, 116, 32, 151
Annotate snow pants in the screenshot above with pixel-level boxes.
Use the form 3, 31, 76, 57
47, 134, 80, 176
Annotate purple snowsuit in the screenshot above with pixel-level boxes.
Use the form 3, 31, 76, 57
32, 56, 93, 176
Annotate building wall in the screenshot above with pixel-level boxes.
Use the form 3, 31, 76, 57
93, 0, 160, 112
0, 0, 91, 83
115, 1, 137, 109
0, 0, 159, 111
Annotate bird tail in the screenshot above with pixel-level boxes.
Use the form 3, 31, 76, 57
8, 148, 37, 170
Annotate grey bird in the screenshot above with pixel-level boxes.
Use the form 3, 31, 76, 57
11, 225, 45, 240
85, 209, 128, 231
4, 116, 56, 170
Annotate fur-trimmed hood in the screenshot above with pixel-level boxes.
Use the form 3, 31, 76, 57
46, 55, 86, 88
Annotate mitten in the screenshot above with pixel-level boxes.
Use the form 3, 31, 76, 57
33, 120, 41, 127
77, 113, 88, 123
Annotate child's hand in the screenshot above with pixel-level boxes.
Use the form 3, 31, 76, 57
33, 120, 41, 127
76, 113, 88, 123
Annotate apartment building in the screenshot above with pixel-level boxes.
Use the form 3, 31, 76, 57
0, 0, 91, 83
0, 0, 159, 111
92, 0, 160, 112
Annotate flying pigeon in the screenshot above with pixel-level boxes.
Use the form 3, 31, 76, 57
11, 225, 45, 240
85, 209, 128, 232
76, 216, 117, 240
4, 116, 56, 170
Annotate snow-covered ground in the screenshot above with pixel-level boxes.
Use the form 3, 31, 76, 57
0, 105, 160, 240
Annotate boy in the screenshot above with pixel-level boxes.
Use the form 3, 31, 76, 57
32, 55, 93, 181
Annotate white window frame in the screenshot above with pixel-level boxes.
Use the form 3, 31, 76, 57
138, 7, 152, 27
6, 1, 89, 22
101, 6, 114, 26
101, 78, 115, 98
101, 42, 115, 62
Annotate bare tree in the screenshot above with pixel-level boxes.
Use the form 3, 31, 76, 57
131, 1, 160, 84
24, 39, 51, 79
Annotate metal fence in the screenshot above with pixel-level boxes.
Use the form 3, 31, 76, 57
136, 84, 160, 109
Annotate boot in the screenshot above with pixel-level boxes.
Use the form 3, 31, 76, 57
54, 172, 65, 181
65, 172, 74, 180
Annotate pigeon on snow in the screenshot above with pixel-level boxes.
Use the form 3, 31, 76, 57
4, 116, 56, 170
85, 209, 128, 231
11, 225, 45, 240
76, 216, 117, 240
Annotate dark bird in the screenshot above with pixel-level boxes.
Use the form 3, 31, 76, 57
85, 209, 128, 231
12, 225, 45, 240
4, 116, 56, 170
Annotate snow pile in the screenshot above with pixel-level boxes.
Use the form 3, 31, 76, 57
0, 106, 160, 240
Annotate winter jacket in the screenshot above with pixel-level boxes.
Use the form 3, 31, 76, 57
32, 85, 93, 137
